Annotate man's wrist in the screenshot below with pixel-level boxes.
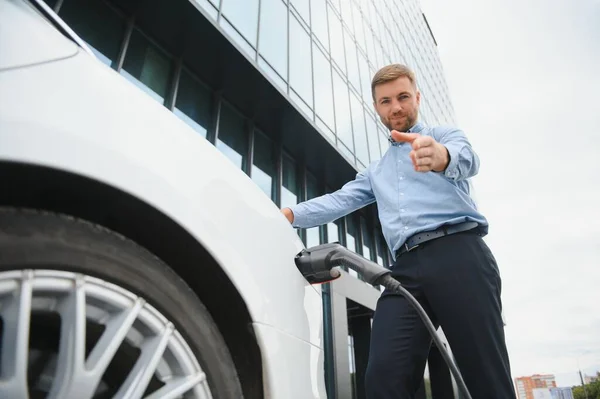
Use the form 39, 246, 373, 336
433, 144, 450, 172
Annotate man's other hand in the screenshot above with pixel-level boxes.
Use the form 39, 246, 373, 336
391, 131, 450, 172
281, 208, 294, 224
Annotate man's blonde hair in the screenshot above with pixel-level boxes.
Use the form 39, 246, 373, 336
371, 64, 417, 101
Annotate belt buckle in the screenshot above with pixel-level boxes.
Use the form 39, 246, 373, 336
404, 242, 419, 252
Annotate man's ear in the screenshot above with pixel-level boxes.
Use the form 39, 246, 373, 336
416, 90, 421, 105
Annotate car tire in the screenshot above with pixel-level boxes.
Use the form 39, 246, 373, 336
0, 207, 244, 399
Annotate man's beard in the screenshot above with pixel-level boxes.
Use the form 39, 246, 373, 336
382, 112, 417, 132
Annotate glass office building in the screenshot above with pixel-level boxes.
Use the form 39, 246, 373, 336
44, 0, 458, 396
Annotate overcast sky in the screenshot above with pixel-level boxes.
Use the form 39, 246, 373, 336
419, 0, 600, 387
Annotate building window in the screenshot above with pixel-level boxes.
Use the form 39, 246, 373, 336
258, 0, 288, 81
289, 14, 314, 110
120, 29, 174, 104
216, 102, 248, 172
352, 2, 366, 53
364, 112, 381, 162
251, 130, 277, 201
327, 6, 346, 74
357, 50, 373, 106
344, 33, 361, 94
58, 0, 125, 68
281, 152, 301, 209
378, 126, 390, 156
220, 0, 259, 48
349, 92, 369, 166
305, 171, 321, 247
332, 70, 354, 152
290, 0, 310, 27
310, 0, 329, 50
345, 215, 360, 278
312, 44, 335, 132
173, 69, 212, 138
360, 216, 374, 262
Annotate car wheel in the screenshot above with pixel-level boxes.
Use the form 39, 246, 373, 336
0, 207, 244, 399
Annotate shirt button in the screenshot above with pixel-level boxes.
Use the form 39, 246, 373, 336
400, 192, 404, 196
404, 226, 409, 230
401, 208, 406, 212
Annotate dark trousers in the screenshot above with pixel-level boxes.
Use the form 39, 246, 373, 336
364, 230, 516, 398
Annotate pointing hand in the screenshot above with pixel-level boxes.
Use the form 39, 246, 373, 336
391, 131, 450, 173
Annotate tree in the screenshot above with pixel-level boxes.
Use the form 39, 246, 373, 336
572, 379, 600, 399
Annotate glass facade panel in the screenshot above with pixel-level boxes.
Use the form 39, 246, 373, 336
351, 2, 366, 53
327, 6, 346, 74
305, 172, 321, 247
289, 15, 314, 109
339, 0, 354, 33
357, 50, 373, 106
221, 0, 259, 47
332, 70, 353, 151
344, 32, 361, 93
174, 69, 212, 138
281, 153, 301, 209
252, 130, 277, 200
364, 112, 381, 161
327, 220, 340, 243
345, 215, 359, 278
290, 0, 310, 26
59, 0, 125, 67
120, 30, 173, 104
311, 0, 329, 50
350, 92, 369, 165
216, 103, 248, 171
378, 126, 390, 156
360, 216, 374, 261
312, 45, 335, 131
259, 0, 288, 79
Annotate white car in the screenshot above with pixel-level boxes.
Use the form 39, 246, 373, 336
0, 1, 327, 398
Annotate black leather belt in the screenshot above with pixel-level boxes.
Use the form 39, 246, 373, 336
395, 221, 480, 258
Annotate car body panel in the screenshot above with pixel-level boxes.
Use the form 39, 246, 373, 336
253, 323, 327, 399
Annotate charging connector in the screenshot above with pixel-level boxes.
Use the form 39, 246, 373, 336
295, 242, 472, 399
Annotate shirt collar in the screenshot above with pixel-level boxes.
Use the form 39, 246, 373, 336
387, 121, 425, 144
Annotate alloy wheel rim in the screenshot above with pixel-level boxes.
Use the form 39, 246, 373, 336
0, 269, 213, 399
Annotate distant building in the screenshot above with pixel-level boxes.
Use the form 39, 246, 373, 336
584, 371, 600, 384
516, 374, 557, 399
533, 388, 553, 399
533, 387, 574, 399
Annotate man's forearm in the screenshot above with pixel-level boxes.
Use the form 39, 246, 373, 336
281, 169, 375, 228
288, 193, 364, 229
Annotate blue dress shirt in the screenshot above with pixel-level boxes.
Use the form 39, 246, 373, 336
290, 121, 488, 260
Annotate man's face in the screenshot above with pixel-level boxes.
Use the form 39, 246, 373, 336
373, 77, 421, 132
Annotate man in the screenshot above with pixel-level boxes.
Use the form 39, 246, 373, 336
281, 64, 516, 398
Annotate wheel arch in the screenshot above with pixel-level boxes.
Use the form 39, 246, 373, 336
0, 160, 263, 398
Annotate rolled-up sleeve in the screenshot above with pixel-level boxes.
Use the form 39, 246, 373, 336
434, 126, 480, 181
290, 169, 375, 229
